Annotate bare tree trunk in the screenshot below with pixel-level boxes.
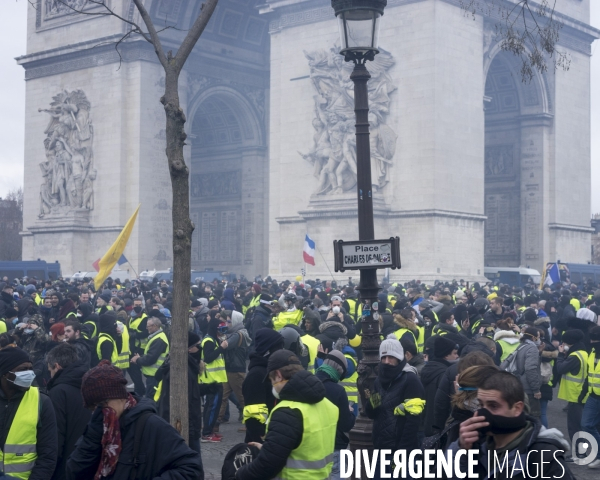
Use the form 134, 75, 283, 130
162, 67, 193, 441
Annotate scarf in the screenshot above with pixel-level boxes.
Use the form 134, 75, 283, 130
317, 364, 341, 382
378, 360, 406, 388
95, 393, 137, 480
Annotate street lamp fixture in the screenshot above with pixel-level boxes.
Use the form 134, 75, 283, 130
332, 0, 386, 62
330, 0, 390, 473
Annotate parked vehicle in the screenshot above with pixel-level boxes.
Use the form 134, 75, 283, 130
0, 260, 61, 281
484, 267, 541, 287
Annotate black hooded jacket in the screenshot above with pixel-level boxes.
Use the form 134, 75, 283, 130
421, 358, 452, 436
242, 353, 276, 443
0, 290, 15, 318
236, 370, 329, 480
46, 362, 91, 480
156, 354, 202, 441
365, 363, 424, 451
66, 397, 202, 480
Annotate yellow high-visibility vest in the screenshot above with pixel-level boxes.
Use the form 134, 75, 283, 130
96, 333, 118, 365
129, 314, 148, 350
273, 310, 303, 331
302, 334, 320, 374
267, 398, 338, 479
498, 339, 520, 362
340, 354, 359, 404
141, 331, 169, 377
587, 350, 600, 396
558, 350, 589, 403
415, 326, 425, 353
345, 298, 362, 323
114, 323, 130, 370
0, 387, 39, 480
200, 336, 227, 383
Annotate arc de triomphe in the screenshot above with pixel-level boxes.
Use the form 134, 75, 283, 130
18, 0, 598, 280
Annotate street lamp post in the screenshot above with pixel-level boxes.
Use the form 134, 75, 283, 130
331, 0, 387, 467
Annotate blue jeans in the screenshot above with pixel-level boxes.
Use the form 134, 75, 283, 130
581, 395, 600, 459
540, 399, 549, 428
331, 450, 340, 480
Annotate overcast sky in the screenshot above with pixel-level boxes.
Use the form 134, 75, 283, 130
1, 2, 599, 213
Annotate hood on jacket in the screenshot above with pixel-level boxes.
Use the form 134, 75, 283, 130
460, 341, 495, 359
301, 309, 321, 335
393, 314, 417, 333
494, 330, 521, 343
379, 313, 397, 337
78, 303, 93, 321
420, 359, 450, 387
16, 299, 32, 319
223, 289, 235, 303
319, 320, 348, 339
47, 361, 88, 391
279, 369, 326, 405
231, 310, 244, 328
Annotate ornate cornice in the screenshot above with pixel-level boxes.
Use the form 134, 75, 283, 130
548, 223, 595, 234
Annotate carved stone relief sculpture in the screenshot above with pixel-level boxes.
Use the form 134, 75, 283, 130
300, 47, 397, 195
38, 90, 96, 218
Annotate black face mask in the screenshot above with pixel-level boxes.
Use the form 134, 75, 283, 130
133, 306, 142, 314
476, 407, 526, 435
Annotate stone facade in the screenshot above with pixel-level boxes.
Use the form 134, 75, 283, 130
18, 0, 599, 281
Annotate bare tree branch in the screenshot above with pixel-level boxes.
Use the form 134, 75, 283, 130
174, 0, 219, 72
460, 0, 570, 82
132, 0, 169, 69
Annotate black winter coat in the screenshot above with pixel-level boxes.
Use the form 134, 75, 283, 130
66, 397, 203, 480
365, 366, 425, 451
155, 354, 202, 441
248, 306, 273, 346
236, 370, 329, 480
421, 358, 451, 436
242, 353, 275, 443
47, 361, 92, 480
315, 370, 355, 449
0, 291, 15, 318
0, 387, 57, 480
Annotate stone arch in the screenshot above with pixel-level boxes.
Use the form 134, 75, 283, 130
483, 48, 553, 269
187, 85, 268, 278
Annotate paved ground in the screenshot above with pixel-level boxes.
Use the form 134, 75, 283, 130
201, 398, 598, 479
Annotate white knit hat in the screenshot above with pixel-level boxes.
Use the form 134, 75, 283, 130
379, 338, 404, 362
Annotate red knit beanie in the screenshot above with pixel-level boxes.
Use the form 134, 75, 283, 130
81, 360, 128, 408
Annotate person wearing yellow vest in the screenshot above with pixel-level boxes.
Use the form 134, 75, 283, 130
114, 321, 130, 372
199, 317, 227, 443
341, 287, 361, 324
94, 293, 112, 314
493, 327, 521, 362
130, 317, 169, 400
315, 350, 356, 479
128, 298, 149, 396
581, 326, 600, 469
95, 312, 121, 367
273, 293, 302, 331
556, 329, 589, 445
235, 349, 338, 480
0, 347, 57, 480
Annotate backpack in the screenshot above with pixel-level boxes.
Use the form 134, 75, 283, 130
500, 344, 527, 375
221, 443, 260, 480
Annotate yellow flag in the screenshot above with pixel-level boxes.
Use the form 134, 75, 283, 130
94, 205, 140, 290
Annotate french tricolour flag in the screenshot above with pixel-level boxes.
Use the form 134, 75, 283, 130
303, 234, 316, 266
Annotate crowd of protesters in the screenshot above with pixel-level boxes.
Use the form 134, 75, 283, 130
0, 272, 599, 479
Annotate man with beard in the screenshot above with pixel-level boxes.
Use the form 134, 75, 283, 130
0, 347, 57, 479
453, 371, 573, 479
64, 320, 93, 368
365, 339, 425, 479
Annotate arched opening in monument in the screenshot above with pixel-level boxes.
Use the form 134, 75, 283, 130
483, 53, 523, 267
189, 89, 267, 278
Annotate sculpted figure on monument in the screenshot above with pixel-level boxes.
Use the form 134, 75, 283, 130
300, 47, 397, 195
38, 90, 95, 218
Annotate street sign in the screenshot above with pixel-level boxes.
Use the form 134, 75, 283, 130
333, 237, 401, 272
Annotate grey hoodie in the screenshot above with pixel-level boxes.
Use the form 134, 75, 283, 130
223, 311, 251, 373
